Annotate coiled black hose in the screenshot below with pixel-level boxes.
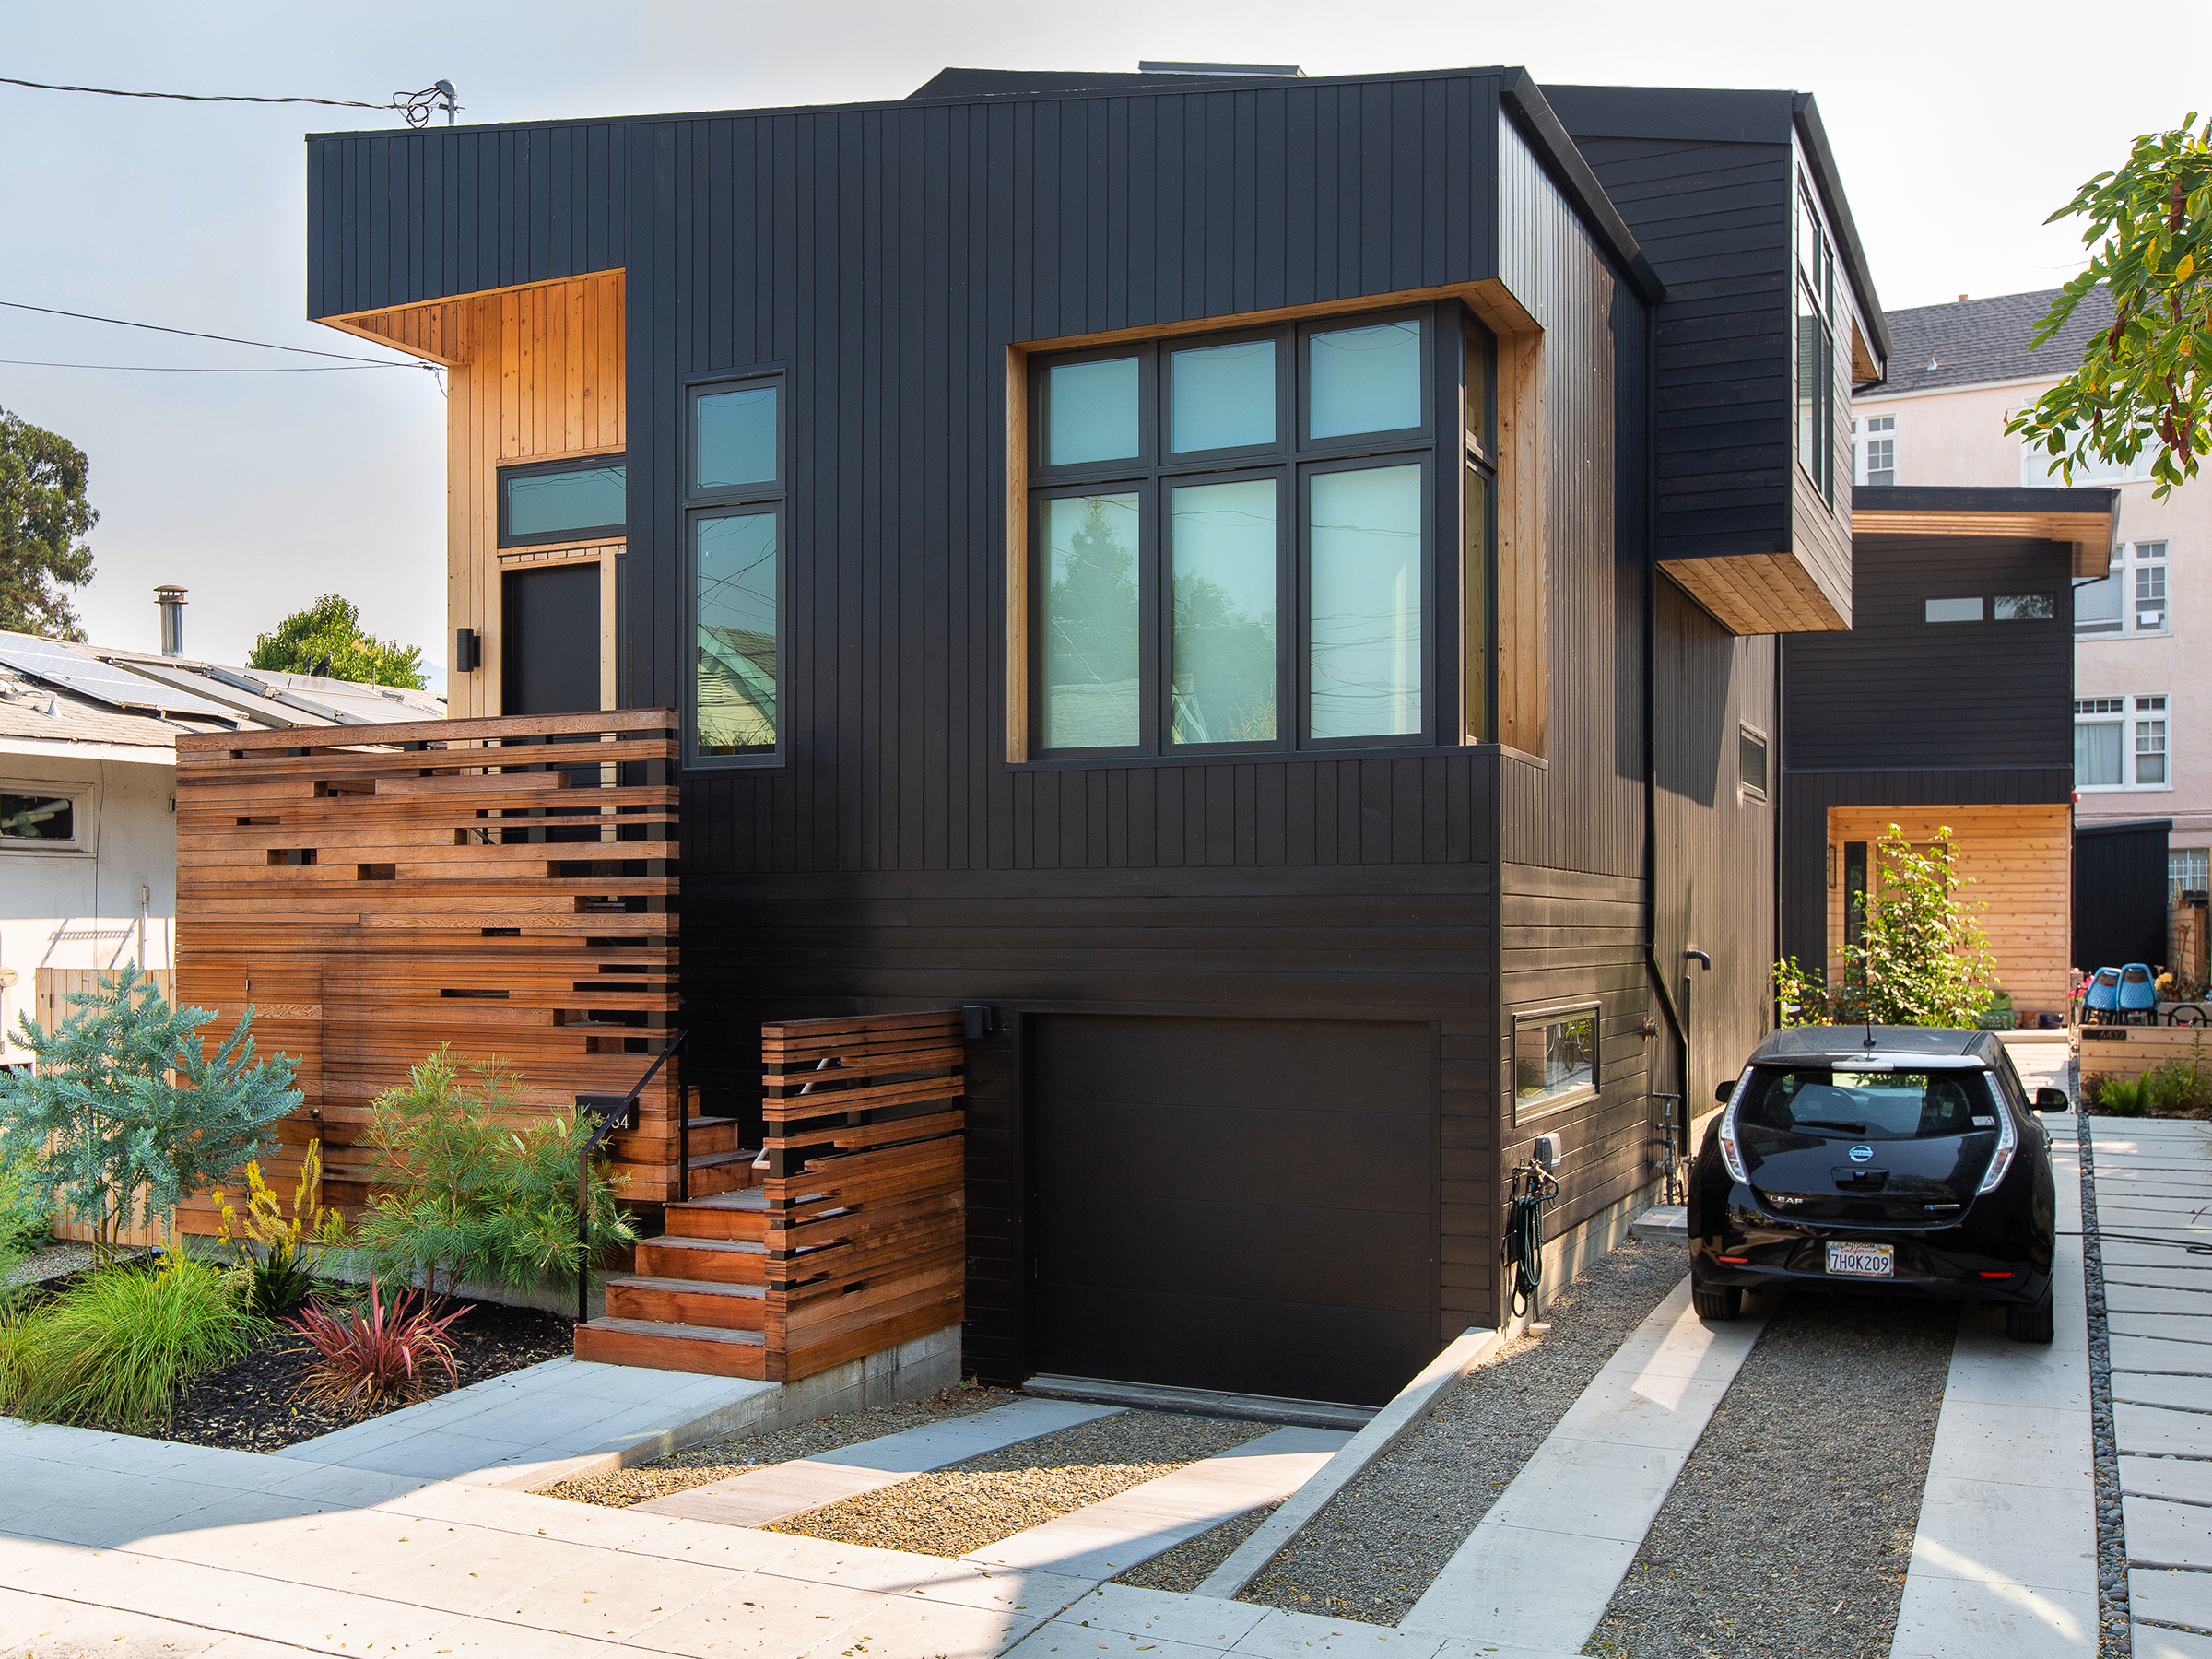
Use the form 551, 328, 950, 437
1508, 1166, 1559, 1319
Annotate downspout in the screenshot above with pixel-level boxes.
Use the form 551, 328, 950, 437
1641, 314, 1689, 1133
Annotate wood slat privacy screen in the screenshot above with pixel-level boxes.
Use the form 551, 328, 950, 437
171, 710, 680, 1234
31, 969, 177, 1250
760, 1011, 966, 1383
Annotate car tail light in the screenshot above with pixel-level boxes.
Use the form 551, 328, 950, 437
1717, 1075, 1751, 1182
1980, 1271, 2014, 1279
1976, 1094, 2019, 1194
1717, 1255, 1749, 1265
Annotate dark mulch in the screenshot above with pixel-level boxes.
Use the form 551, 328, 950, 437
158, 1295, 574, 1453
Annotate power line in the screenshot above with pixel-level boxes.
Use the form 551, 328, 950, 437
0, 76, 458, 125
0, 299, 417, 363
0, 359, 402, 372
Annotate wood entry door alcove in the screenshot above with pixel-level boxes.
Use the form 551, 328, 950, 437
1028, 1013, 1435, 1407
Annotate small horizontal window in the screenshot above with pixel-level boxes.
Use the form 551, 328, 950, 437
1, 792, 74, 842
1994, 594, 2053, 620
1925, 596, 1984, 623
1514, 1007, 1598, 1123
500, 458, 627, 547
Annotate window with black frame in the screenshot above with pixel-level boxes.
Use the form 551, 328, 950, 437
1794, 179, 1837, 503
498, 455, 627, 547
1027, 305, 1489, 759
686, 376, 783, 764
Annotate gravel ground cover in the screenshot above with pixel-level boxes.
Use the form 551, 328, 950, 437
3, 1242, 119, 1288
1581, 1292, 1955, 1659
1118, 1503, 1278, 1594
2080, 1113, 2136, 1656
1201, 1236, 1687, 1625
541, 1383, 1020, 1507
772, 1408, 1269, 1559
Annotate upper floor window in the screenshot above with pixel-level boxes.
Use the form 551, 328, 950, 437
2173, 847, 2209, 901
1795, 179, 1839, 504
686, 375, 784, 766
498, 456, 627, 547
1853, 414, 1897, 487
2077, 540, 2171, 638
2076, 694, 2170, 791
1026, 305, 1486, 758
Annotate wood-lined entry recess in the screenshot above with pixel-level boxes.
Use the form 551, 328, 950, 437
321, 270, 626, 718
1825, 803, 2073, 1019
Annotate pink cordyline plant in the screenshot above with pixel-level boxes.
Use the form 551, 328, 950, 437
286, 1279, 470, 1416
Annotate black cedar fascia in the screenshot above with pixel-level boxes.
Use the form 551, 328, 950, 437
906, 67, 1301, 101
1496, 72, 1664, 304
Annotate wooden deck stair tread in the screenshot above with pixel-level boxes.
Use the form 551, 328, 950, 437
687, 1149, 755, 1170
641, 1234, 764, 1254
675, 1189, 769, 1211
582, 1317, 765, 1347
603, 1274, 764, 1300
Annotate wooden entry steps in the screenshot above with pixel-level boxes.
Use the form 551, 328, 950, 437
573, 1010, 968, 1384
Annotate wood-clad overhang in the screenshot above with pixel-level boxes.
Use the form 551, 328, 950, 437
312, 269, 626, 368
1849, 485, 2123, 579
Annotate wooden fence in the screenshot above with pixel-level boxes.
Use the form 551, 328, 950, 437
760, 1011, 966, 1382
27, 969, 175, 1250
2077, 1024, 2212, 1091
171, 710, 681, 1234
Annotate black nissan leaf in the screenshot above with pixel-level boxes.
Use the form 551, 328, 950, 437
1688, 1026, 2066, 1342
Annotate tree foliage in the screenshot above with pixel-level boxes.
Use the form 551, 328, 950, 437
1773, 825, 2000, 1029
352, 1047, 637, 1303
0, 965, 300, 1263
2007, 114, 2212, 499
0, 409, 98, 641
248, 593, 427, 688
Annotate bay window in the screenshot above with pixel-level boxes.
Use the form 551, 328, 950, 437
1026, 303, 1484, 758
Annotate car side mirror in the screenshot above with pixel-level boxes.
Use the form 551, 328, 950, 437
2032, 1087, 2070, 1112
1715, 1080, 1735, 1104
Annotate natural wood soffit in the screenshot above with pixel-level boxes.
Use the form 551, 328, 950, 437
314, 270, 628, 368
1852, 509, 2116, 577
1662, 553, 1851, 638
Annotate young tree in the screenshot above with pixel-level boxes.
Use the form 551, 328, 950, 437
0, 409, 98, 640
1774, 825, 2001, 1029
2007, 114, 2212, 498
0, 964, 301, 1263
248, 593, 428, 688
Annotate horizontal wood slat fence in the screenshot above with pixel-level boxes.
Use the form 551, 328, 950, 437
761, 1011, 966, 1382
171, 710, 681, 1237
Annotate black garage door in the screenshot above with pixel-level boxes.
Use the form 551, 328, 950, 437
1029, 1014, 1434, 1407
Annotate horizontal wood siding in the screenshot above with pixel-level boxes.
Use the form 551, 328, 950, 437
1783, 535, 2076, 772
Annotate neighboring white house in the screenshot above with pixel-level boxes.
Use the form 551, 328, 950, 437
1850, 287, 2209, 893
0, 592, 442, 1064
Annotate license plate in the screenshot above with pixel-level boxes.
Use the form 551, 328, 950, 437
1827, 1242, 1894, 1278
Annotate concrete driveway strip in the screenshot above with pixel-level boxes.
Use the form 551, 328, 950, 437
1394, 1277, 1767, 1653
636, 1398, 1124, 1526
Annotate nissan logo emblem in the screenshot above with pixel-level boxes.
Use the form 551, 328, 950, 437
1849, 1145, 1875, 1163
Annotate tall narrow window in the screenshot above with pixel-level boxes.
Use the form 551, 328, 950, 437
1843, 841, 1868, 949
686, 373, 786, 765
1023, 304, 1468, 758
1796, 181, 1838, 502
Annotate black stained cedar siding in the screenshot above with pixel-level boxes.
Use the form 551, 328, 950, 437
1783, 535, 2076, 773
2075, 821, 2171, 974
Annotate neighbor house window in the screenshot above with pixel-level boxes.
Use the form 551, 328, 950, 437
2077, 695, 2171, 791
2077, 541, 2170, 638
1514, 1006, 1598, 1123
0, 791, 77, 845
687, 375, 784, 764
498, 456, 627, 547
1027, 305, 1483, 757
1854, 414, 1896, 487
2172, 847, 2209, 900
1925, 596, 1984, 623
1739, 724, 1770, 802
1795, 179, 1838, 503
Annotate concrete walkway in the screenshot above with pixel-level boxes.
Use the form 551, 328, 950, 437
2086, 1113, 2212, 1658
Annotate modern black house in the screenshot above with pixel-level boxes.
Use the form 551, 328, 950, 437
304, 65, 1887, 1406
1779, 486, 2120, 1022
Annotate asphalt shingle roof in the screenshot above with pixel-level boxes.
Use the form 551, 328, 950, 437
1877, 285, 2113, 396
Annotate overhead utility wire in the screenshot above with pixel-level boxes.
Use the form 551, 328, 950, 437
0, 359, 396, 372
0, 300, 417, 364
0, 76, 458, 125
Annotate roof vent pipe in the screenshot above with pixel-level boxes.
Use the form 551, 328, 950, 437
156, 585, 187, 656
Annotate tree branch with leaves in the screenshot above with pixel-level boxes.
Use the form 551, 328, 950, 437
2007, 114, 2212, 499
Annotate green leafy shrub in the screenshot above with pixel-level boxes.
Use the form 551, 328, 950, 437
2138, 1035, 2212, 1115
0, 1146, 51, 1258
1774, 825, 1998, 1028
352, 1047, 636, 1303
287, 1279, 467, 1417
0, 1253, 260, 1429
2091, 1077, 2147, 1116
215, 1140, 348, 1317
0, 964, 301, 1264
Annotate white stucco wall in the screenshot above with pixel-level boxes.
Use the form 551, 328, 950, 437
0, 753, 176, 1063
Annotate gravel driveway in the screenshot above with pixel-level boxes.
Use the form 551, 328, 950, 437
1582, 1291, 1956, 1659
1122, 1237, 1688, 1625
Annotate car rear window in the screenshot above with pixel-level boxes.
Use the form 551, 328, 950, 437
1736, 1065, 1999, 1140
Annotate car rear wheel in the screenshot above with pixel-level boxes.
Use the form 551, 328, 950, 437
1692, 1283, 1742, 1322
2007, 1290, 2054, 1344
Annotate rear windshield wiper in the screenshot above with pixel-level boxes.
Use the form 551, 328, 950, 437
1792, 1118, 1869, 1133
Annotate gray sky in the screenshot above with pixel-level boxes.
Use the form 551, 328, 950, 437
6, 0, 2205, 688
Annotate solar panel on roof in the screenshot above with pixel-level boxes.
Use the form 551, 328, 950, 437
0, 633, 237, 721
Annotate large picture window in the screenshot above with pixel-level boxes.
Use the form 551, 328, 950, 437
1026, 304, 1483, 758
686, 374, 785, 765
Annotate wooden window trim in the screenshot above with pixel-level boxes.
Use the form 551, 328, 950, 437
1006, 278, 1546, 763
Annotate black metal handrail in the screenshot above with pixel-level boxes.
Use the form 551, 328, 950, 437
574, 1029, 687, 1324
